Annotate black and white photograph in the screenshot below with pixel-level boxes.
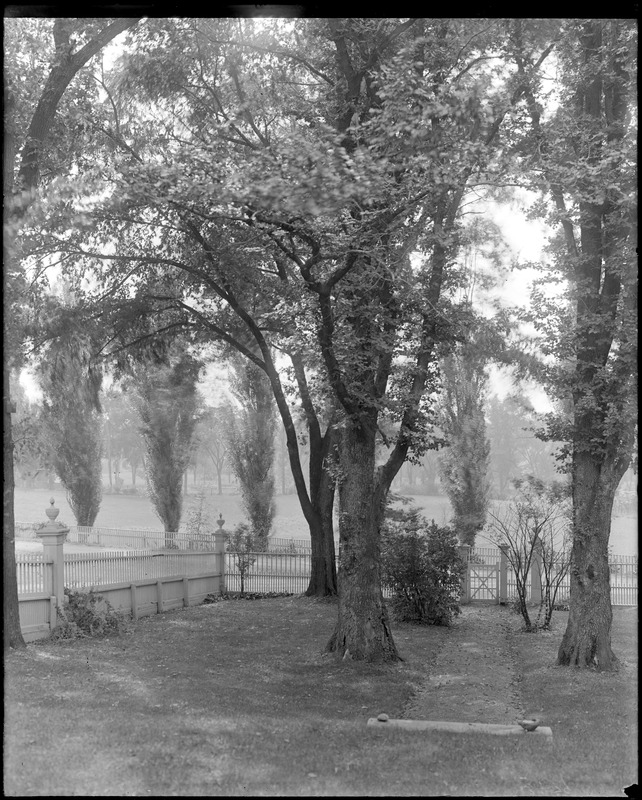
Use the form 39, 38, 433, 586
4, 9, 637, 796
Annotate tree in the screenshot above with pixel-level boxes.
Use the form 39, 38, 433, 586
511, 19, 637, 669
102, 386, 146, 489
226, 523, 258, 596
10, 378, 53, 488
31, 19, 559, 658
437, 335, 492, 547
4, 13, 141, 649
487, 394, 561, 497
38, 322, 104, 526
224, 354, 277, 550
130, 350, 203, 544
194, 406, 228, 495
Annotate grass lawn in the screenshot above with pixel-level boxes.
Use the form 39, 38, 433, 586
14, 487, 637, 555
4, 599, 637, 796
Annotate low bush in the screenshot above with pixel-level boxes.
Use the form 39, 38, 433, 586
51, 588, 130, 640
381, 507, 465, 626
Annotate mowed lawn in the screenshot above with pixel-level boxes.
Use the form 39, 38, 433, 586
4, 600, 637, 797
15, 487, 637, 554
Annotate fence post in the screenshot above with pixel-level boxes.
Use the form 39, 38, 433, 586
35, 499, 69, 627
458, 544, 471, 603
499, 545, 508, 604
531, 542, 543, 605
214, 513, 227, 593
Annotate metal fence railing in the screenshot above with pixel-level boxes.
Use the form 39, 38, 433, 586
224, 552, 315, 594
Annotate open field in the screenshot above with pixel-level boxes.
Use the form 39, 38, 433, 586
4, 601, 637, 796
15, 487, 637, 555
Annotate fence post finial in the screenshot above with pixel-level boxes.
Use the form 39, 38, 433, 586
36, 499, 69, 627
214, 513, 227, 593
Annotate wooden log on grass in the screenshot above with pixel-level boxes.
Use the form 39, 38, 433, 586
367, 718, 553, 739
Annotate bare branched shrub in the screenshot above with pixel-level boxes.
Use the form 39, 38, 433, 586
487, 476, 571, 630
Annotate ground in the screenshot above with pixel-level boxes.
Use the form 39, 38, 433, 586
4, 599, 637, 796
404, 605, 523, 724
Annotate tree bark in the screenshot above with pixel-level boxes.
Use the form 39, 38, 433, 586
325, 419, 399, 661
306, 429, 338, 597
557, 453, 623, 670
3, 389, 25, 649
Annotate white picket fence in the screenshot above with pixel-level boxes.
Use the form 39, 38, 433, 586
15, 529, 637, 605
16, 549, 222, 594
464, 547, 637, 607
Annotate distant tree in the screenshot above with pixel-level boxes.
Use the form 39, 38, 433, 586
10, 377, 52, 488
224, 356, 277, 550
103, 387, 146, 489
487, 394, 560, 497
193, 406, 228, 495
437, 322, 494, 547
131, 351, 203, 544
38, 322, 104, 527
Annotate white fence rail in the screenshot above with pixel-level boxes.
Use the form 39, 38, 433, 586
464, 547, 637, 607
16, 550, 222, 594
16, 535, 637, 606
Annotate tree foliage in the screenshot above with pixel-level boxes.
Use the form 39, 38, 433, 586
102, 387, 146, 488
224, 355, 277, 550
4, 14, 141, 649
437, 330, 492, 546
130, 349, 203, 539
381, 507, 465, 626
38, 320, 104, 527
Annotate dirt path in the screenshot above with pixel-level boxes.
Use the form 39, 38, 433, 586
403, 605, 525, 725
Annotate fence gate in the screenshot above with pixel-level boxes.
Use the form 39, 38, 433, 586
460, 548, 502, 604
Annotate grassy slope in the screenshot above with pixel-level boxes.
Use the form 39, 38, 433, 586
4, 601, 637, 797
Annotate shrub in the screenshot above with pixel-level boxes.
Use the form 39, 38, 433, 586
381, 508, 465, 626
51, 588, 129, 640
226, 522, 257, 596
487, 476, 571, 631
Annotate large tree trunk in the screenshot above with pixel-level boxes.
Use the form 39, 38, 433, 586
557, 453, 624, 671
305, 424, 338, 597
325, 420, 399, 661
306, 467, 337, 597
3, 382, 25, 649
